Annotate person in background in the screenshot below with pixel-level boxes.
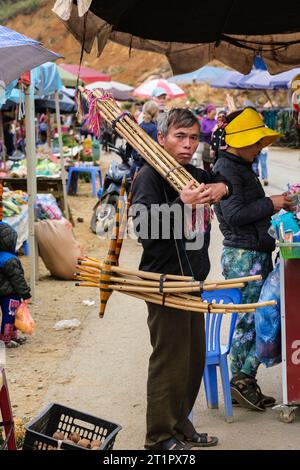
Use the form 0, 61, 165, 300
151, 87, 168, 114
200, 104, 217, 171
213, 108, 293, 411
257, 147, 269, 186
38, 113, 48, 144
211, 110, 227, 163
4, 121, 15, 157
131, 100, 159, 175
0, 222, 31, 348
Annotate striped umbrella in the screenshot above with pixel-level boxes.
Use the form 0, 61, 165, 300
133, 78, 185, 99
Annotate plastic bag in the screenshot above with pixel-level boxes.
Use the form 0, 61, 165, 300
15, 300, 35, 335
53, 319, 81, 330
255, 262, 281, 367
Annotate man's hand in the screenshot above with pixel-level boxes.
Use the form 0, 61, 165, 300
180, 181, 213, 207
205, 183, 227, 204
270, 194, 293, 212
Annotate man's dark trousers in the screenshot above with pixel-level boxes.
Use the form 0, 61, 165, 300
145, 302, 205, 449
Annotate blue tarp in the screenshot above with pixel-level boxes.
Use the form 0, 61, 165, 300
211, 71, 243, 89
212, 66, 300, 90
269, 68, 300, 89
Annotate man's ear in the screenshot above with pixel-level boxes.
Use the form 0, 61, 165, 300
157, 131, 164, 146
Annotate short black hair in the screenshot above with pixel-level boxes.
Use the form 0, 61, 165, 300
158, 108, 199, 136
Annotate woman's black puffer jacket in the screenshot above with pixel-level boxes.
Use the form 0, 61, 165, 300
214, 151, 275, 253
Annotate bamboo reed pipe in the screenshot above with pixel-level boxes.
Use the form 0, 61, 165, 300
76, 282, 99, 288
119, 291, 255, 314
77, 260, 262, 287
108, 276, 216, 288
109, 283, 245, 294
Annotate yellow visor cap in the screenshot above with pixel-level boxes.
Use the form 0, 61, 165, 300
225, 108, 283, 148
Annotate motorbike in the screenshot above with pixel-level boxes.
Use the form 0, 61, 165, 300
90, 142, 133, 235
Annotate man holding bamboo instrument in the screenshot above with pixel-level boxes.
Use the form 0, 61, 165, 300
131, 108, 231, 451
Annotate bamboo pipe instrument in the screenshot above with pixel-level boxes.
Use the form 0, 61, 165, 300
79, 87, 201, 193
77, 260, 262, 286
98, 178, 127, 318
118, 291, 257, 314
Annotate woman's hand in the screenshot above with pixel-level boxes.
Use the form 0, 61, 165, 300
180, 181, 213, 207
270, 194, 293, 212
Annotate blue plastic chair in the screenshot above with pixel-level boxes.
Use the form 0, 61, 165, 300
67, 166, 103, 197
202, 288, 242, 423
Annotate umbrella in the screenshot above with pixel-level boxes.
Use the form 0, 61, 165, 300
133, 79, 185, 99
170, 66, 234, 85
54, 1, 300, 75
35, 89, 76, 114
0, 25, 61, 87
86, 80, 133, 101
58, 63, 111, 84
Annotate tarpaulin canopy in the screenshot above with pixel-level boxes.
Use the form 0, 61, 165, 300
58, 63, 110, 83
269, 68, 300, 89
53, 0, 300, 75
0, 62, 63, 107
35, 89, 76, 113
170, 66, 233, 85
0, 25, 61, 88
211, 71, 243, 89
57, 65, 84, 87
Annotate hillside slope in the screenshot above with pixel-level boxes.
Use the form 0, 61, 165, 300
4, 0, 169, 85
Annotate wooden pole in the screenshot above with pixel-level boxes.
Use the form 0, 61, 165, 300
55, 91, 69, 220
25, 79, 37, 299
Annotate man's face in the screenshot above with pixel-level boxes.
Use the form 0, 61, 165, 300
155, 93, 167, 109
157, 122, 200, 165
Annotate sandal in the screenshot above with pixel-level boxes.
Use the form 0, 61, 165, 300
230, 373, 265, 411
14, 337, 27, 345
185, 432, 218, 447
5, 340, 19, 349
154, 437, 200, 451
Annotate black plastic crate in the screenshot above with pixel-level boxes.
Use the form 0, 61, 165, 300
22, 403, 122, 450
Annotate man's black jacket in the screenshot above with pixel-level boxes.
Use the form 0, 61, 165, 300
131, 162, 230, 281
213, 151, 275, 253
0, 222, 31, 299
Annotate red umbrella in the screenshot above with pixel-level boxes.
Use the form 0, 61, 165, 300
59, 63, 111, 83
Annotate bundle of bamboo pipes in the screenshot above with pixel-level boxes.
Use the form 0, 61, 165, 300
79, 86, 200, 194
75, 258, 276, 316
76, 88, 276, 318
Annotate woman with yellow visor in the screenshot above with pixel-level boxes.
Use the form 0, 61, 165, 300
214, 107, 293, 411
